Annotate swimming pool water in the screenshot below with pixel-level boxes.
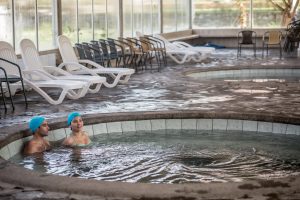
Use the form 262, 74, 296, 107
11, 130, 300, 184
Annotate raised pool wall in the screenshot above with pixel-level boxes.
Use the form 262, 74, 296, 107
1, 111, 300, 160
1, 112, 300, 199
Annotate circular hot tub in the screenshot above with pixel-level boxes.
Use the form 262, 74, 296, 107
1, 111, 300, 199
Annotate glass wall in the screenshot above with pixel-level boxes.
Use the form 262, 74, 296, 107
123, 0, 160, 37
107, 0, 119, 39
0, 0, 13, 45
38, 0, 56, 50
78, 0, 93, 42
14, 0, 36, 51
94, 0, 107, 39
162, 0, 176, 32
61, 1, 77, 43
123, 0, 133, 37
62, 0, 120, 42
0, 0, 297, 51
176, 0, 189, 30
252, 0, 282, 27
192, 0, 250, 28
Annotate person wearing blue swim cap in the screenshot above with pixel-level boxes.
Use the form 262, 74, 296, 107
24, 116, 51, 155
63, 112, 91, 147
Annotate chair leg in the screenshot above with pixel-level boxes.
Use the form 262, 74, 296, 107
0, 83, 7, 112
5, 81, 15, 110
279, 44, 282, 58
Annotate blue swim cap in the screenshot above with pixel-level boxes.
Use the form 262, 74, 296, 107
67, 112, 81, 126
29, 116, 45, 133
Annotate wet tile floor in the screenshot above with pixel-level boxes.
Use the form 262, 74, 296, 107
1, 48, 300, 129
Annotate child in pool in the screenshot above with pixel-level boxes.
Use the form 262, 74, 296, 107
63, 112, 91, 147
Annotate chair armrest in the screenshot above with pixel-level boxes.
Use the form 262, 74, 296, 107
78, 59, 105, 69
42, 66, 70, 76
0, 57, 24, 79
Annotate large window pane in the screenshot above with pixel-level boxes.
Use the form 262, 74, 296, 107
78, 0, 93, 42
62, 0, 77, 43
94, 0, 107, 39
0, 0, 13, 45
107, 0, 119, 38
37, 0, 56, 51
143, 0, 152, 34
14, 0, 36, 53
133, 0, 143, 35
253, 0, 282, 28
192, 0, 250, 28
123, 0, 133, 37
152, 0, 160, 34
163, 0, 176, 32
177, 0, 189, 30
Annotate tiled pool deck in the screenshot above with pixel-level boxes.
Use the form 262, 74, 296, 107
0, 49, 300, 199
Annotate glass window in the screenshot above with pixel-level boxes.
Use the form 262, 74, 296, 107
192, 0, 250, 28
133, 0, 143, 36
177, 0, 189, 30
123, 0, 133, 37
14, 0, 36, 53
94, 0, 107, 39
107, 0, 119, 39
163, 0, 176, 32
61, 0, 77, 43
152, 0, 160, 34
253, 0, 284, 28
78, 0, 93, 42
143, 0, 152, 34
37, 0, 56, 51
0, 0, 13, 45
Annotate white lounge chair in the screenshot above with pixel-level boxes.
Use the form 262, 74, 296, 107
0, 41, 89, 105
154, 34, 215, 62
136, 31, 205, 64
20, 39, 106, 94
57, 35, 135, 88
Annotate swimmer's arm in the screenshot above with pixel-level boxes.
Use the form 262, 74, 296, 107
23, 141, 41, 155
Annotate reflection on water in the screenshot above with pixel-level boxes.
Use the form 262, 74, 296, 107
11, 130, 300, 184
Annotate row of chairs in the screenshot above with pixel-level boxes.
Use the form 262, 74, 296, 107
0, 35, 135, 111
74, 36, 168, 73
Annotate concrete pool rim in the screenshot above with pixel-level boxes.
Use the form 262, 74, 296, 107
0, 110, 300, 199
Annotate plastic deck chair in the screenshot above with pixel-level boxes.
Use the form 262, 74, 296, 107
237, 30, 257, 57
153, 34, 208, 64
57, 35, 135, 88
0, 41, 89, 105
0, 66, 15, 111
20, 39, 106, 94
262, 31, 283, 58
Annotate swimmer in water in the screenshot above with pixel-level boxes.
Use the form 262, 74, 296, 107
63, 112, 91, 147
24, 116, 51, 155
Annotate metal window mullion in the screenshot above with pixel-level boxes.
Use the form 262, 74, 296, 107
160, 0, 163, 33
131, 0, 133, 37
141, 0, 144, 33
12, 0, 15, 50
35, 0, 39, 50
92, 0, 94, 40
151, 0, 153, 34
250, 0, 253, 29
175, 0, 177, 31
119, 0, 123, 37
52, 0, 58, 48
76, 0, 79, 42
106, 0, 108, 38
188, 0, 192, 29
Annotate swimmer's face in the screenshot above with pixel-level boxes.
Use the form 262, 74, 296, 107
37, 121, 49, 137
70, 116, 83, 132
